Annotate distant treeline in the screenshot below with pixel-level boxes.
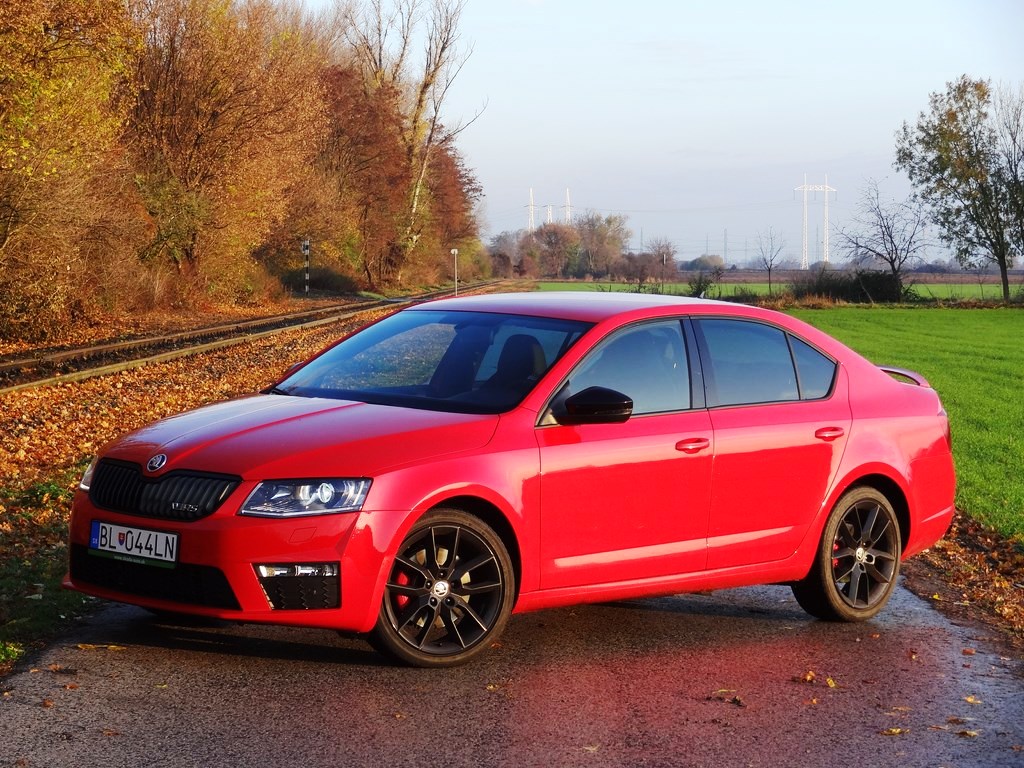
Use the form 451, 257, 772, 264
0, 0, 483, 340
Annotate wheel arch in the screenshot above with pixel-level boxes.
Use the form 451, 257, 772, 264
427, 495, 523, 602
841, 473, 910, 555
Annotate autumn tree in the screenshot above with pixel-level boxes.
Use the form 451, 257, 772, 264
0, 0, 141, 338
836, 179, 931, 301
306, 63, 410, 287
896, 76, 1024, 300
620, 252, 660, 288
127, 0, 328, 298
421, 136, 483, 282
575, 211, 631, 277
527, 222, 581, 278
755, 227, 786, 295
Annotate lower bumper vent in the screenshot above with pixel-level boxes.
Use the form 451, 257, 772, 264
257, 572, 340, 610
70, 544, 240, 610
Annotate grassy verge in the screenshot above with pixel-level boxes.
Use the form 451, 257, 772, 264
789, 307, 1024, 541
535, 280, 1020, 300
0, 466, 98, 671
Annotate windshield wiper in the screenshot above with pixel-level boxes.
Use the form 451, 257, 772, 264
263, 385, 292, 396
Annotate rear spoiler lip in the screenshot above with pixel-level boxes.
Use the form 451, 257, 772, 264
878, 365, 931, 388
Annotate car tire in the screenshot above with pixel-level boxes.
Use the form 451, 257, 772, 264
369, 509, 515, 667
792, 487, 901, 622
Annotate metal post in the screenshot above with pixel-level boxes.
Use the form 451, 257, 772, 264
450, 248, 459, 295
301, 239, 310, 295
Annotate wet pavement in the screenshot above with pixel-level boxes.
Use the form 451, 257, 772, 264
3, 581, 1022, 767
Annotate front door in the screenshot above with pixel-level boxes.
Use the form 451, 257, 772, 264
537, 320, 713, 589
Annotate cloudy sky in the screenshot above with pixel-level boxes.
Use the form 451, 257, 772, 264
317, 0, 1024, 264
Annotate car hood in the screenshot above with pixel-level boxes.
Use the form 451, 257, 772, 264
102, 394, 499, 478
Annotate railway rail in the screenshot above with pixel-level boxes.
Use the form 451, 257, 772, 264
0, 282, 499, 394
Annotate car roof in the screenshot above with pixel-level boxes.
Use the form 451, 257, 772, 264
414, 291, 730, 323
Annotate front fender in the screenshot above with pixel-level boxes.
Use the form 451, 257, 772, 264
349, 423, 540, 632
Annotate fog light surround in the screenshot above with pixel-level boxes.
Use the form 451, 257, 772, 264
255, 562, 341, 610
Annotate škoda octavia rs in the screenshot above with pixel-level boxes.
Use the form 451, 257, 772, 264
66, 292, 955, 666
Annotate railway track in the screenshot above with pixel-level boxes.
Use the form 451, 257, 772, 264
0, 282, 500, 394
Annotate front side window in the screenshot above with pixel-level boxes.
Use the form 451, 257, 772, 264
556, 320, 690, 416
276, 310, 592, 414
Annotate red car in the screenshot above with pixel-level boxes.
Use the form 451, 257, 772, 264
65, 292, 956, 666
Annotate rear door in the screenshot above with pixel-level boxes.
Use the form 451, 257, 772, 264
694, 318, 851, 570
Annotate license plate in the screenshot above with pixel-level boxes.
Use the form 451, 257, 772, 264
89, 521, 179, 568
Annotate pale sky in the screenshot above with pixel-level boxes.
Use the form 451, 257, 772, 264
324, 1, 1024, 264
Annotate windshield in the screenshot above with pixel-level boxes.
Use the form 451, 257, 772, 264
276, 309, 592, 414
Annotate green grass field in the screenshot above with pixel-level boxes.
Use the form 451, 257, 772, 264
789, 307, 1024, 541
536, 281, 1020, 300
540, 280, 1023, 541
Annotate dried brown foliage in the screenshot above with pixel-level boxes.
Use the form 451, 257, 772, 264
0, 0, 484, 341
0, 0, 144, 339
905, 513, 1024, 646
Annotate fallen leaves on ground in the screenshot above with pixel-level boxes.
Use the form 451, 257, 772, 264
904, 513, 1024, 647
0, 297, 347, 358
707, 689, 746, 707
0, 309, 392, 655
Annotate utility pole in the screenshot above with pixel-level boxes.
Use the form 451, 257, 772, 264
450, 248, 459, 295
794, 174, 837, 268
528, 188, 535, 231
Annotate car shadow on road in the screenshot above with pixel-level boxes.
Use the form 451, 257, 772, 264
80, 605, 388, 667
73, 582, 940, 671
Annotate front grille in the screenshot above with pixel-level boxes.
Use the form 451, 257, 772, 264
257, 574, 341, 610
90, 459, 240, 522
70, 544, 240, 610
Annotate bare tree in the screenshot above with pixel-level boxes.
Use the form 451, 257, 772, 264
344, 0, 471, 281
755, 227, 786, 295
995, 83, 1024, 260
836, 179, 931, 301
647, 237, 677, 285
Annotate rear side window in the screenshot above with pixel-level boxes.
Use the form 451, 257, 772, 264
790, 336, 837, 399
696, 319, 835, 406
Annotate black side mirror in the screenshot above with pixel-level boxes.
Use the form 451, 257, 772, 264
555, 386, 633, 426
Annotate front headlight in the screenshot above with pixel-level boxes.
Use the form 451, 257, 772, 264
78, 458, 98, 492
239, 479, 372, 518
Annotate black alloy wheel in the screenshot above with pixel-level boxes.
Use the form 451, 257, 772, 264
370, 509, 514, 667
792, 487, 902, 622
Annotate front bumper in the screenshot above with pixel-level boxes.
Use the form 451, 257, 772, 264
64, 489, 404, 633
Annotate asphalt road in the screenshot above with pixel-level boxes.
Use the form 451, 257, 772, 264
3, 581, 1022, 768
